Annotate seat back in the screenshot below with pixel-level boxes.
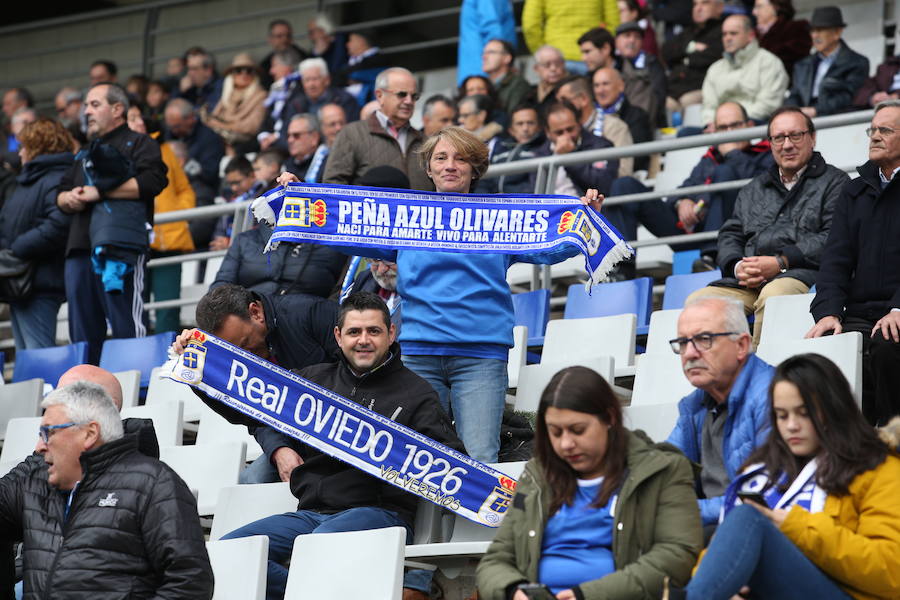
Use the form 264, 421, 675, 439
121, 400, 184, 447
12, 342, 88, 384
815, 123, 871, 171
99, 332, 177, 390
662, 270, 723, 310
196, 412, 263, 461
284, 527, 406, 600
564, 278, 652, 328
438, 461, 527, 544
113, 370, 141, 409
631, 354, 694, 406
0, 379, 43, 442
207, 535, 268, 600
543, 314, 636, 367
0, 417, 41, 473
507, 326, 527, 389
515, 357, 614, 413
512, 289, 550, 345
622, 402, 681, 443
654, 146, 706, 193
756, 332, 863, 405
209, 482, 297, 541
159, 441, 247, 516
147, 367, 216, 422
758, 293, 815, 344
645, 309, 683, 356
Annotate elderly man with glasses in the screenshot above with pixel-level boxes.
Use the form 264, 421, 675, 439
666, 297, 775, 531
807, 100, 900, 427
323, 67, 433, 190
686, 106, 849, 348
0, 381, 213, 598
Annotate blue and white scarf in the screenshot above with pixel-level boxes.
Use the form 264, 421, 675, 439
251, 182, 633, 286
721, 459, 826, 521
164, 331, 518, 526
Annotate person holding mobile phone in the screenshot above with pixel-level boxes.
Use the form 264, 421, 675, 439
476, 366, 702, 600
672, 353, 900, 599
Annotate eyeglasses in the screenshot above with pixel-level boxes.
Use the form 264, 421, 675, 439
482, 49, 504, 56
287, 131, 313, 139
383, 90, 420, 101
715, 120, 747, 132
537, 60, 565, 69
865, 126, 897, 138
232, 66, 255, 75
768, 131, 809, 145
458, 111, 478, 119
668, 332, 738, 354
39, 422, 81, 443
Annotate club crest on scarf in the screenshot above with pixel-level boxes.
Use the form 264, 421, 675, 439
277, 196, 328, 228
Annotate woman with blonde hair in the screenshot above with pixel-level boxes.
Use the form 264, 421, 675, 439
203, 52, 267, 153
0, 118, 75, 349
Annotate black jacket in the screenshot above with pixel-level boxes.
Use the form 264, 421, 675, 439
164, 121, 224, 189
207, 343, 466, 528
787, 40, 870, 115
59, 124, 167, 256
714, 152, 848, 288
211, 225, 347, 298
532, 130, 619, 195
662, 18, 724, 98
617, 53, 668, 128
0, 153, 73, 297
811, 161, 900, 323
0, 435, 213, 599
253, 291, 340, 370
476, 132, 547, 194
616, 98, 653, 171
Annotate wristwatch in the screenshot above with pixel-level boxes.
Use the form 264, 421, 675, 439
775, 255, 788, 273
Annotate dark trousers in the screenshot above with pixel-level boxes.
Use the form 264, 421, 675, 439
65, 250, 148, 364
841, 315, 900, 425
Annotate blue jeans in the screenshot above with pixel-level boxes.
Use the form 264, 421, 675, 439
239, 454, 280, 484
9, 295, 62, 351
222, 507, 415, 600
402, 355, 507, 462
686, 505, 853, 600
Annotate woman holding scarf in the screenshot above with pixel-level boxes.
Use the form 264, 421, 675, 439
277, 126, 602, 463
673, 353, 900, 600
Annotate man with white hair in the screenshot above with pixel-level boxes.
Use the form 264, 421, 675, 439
284, 57, 359, 126
307, 14, 348, 76
666, 297, 774, 528
323, 67, 432, 190
0, 382, 213, 598
530, 45, 569, 104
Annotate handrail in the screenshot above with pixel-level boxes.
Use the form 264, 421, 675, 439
483, 110, 874, 179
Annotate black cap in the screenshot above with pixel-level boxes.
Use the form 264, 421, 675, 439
615, 21, 643, 36
809, 6, 846, 29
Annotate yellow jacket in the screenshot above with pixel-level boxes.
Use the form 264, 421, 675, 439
781, 454, 900, 599
522, 0, 618, 61
151, 137, 195, 253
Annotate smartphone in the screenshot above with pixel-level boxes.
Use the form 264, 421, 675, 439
737, 491, 768, 507
516, 582, 554, 599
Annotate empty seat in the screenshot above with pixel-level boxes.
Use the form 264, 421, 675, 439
507, 326, 527, 389
0, 379, 43, 442
543, 314, 637, 368
512, 289, 550, 346
147, 367, 216, 423
196, 412, 263, 461
209, 482, 297, 541
630, 354, 694, 406
121, 400, 184, 447
99, 332, 177, 391
113, 370, 141, 409
284, 527, 406, 599
207, 535, 268, 600
160, 441, 247, 516
12, 342, 88, 384
514, 358, 615, 413
662, 270, 723, 310
645, 309, 683, 356
0, 416, 41, 474
654, 146, 706, 193
564, 278, 653, 331
756, 332, 863, 404
758, 293, 815, 344
622, 402, 681, 443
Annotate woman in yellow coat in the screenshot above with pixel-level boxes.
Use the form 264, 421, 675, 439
670, 353, 900, 600
127, 104, 195, 333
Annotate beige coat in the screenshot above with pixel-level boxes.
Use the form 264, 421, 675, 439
322, 114, 434, 191
586, 112, 635, 176
701, 40, 789, 124
203, 77, 267, 144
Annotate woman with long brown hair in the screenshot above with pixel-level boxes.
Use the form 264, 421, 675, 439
476, 366, 702, 599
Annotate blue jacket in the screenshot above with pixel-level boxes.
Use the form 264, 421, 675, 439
457, 0, 517, 84
666, 353, 774, 524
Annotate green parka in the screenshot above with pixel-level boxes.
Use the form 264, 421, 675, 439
476, 430, 702, 600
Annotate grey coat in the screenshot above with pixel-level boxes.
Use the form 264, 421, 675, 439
714, 152, 848, 288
